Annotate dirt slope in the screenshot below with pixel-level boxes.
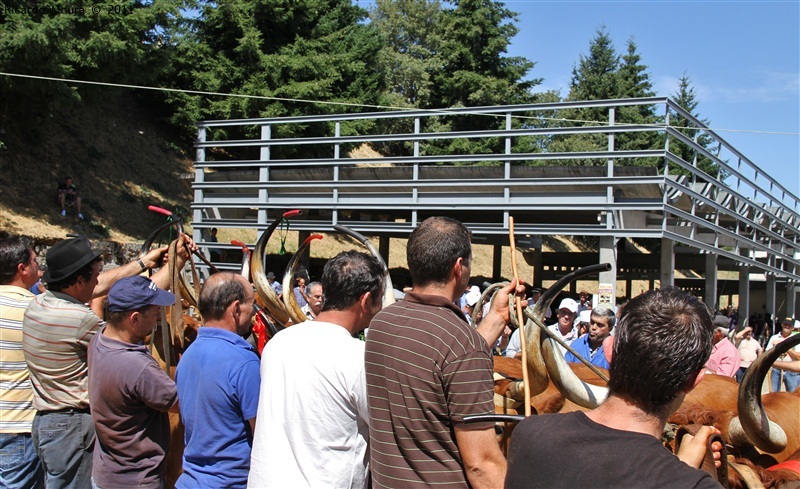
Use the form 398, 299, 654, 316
0, 92, 193, 243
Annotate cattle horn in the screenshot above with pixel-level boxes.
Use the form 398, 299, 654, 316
282, 234, 323, 324
728, 333, 799, 453
333, 225, 395, 307
533, 263, 612, 409
141, 213, 199, 308
251, 210, 302, 326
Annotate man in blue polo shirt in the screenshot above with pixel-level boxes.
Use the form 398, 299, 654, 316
175, 272, 260, 488
564, 306, 616, 369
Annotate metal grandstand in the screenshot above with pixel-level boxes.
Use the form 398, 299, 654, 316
190, 97, 799, 319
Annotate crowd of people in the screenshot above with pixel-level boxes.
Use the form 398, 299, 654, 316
1, 216, 798, 489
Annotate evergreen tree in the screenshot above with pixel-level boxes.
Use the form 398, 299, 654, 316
668, 74, 723, 178
615, 38, 660, 157
426, 0, 539, 157
371, 0, 443, 108
0, 0, 185, 106
165, 0, 385, 155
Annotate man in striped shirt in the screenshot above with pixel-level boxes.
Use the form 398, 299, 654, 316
0, 236, 44, 488
22, 235, 193, 489
365, 216, 524, 489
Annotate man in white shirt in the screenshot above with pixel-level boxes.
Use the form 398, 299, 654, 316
548, 298, 579, 354
248, 251, 385, 489
734, 326, 762, 383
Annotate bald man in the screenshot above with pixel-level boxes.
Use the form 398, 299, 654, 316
175, 273, 260, 489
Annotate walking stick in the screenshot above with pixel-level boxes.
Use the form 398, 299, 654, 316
509, 216, 531, 416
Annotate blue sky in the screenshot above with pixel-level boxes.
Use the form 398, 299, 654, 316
502, 0, 799, 200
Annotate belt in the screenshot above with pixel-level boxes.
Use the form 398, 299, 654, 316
37, 407, 91, 415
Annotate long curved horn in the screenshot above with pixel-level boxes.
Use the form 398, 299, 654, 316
531, 263, 612, 408
251, 210, 302, 326
333, 225, 395, 307
232, 240, 251, 281
728, 332, 799, 453
282, 234, 323, 324
141, 207, 199, 308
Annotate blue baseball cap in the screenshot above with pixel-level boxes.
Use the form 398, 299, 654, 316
107, 276, 175, 312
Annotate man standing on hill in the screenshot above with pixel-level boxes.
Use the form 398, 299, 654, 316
0, 236, 44, 488
365, 216, 524, 489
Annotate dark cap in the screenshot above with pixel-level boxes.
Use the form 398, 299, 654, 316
712, 315, 730, 329
107, 276, 175, 312
266, 272, 276, 279
43, 238, 102, 282
530, 288, 542, 295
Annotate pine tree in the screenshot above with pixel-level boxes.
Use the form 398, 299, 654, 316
668, 74, 722, 178
166, 0, 385, 155
427, 0, 539, 157
371, 0, 443, 108
550, 26, 620, 164
615, 38, 660, 157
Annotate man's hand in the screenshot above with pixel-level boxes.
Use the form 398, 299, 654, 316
677, 425, 722, 469
171, 233, 198, 268
142, 245, 168, 269
476, 279, 526, 347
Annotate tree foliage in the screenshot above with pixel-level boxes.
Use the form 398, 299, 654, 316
550, 27, 663, 166
668, 74, 724, 179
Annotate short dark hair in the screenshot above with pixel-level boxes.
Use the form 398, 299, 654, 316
320, 251, 384, 312
47, 256, 102, 292
198, 272, 247, 321
0, 236, 34, 285
608, 286, 713, 417
407, 216, 471, 287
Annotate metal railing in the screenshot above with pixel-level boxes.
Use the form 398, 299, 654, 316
192, 97, 800, 280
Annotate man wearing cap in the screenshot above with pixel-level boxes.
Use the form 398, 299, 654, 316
564, 306, 616, 370
0, 236, 44, 488
175, 272, 260, 489
765, 318, 800, 392
266, 271, 282, 297
22, 235, 192, 489
703, 315, 740, 378
88, 276, 177, 489
548, 297, 580, 355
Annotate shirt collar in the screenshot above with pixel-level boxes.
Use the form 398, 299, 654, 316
404, 291, 468, 322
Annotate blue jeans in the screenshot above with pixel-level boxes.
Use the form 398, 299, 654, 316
770, 368, 800, 393
0, 433, 44, 489
32, 412, 94, 489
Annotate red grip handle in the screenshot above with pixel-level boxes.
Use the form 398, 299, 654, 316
231, 240, 247, 248
148, 205, 173, 217
282, 210, 302, 218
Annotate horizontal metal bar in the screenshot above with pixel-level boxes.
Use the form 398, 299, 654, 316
195, 150, 665, 168
194, 175, 667, 190
199, 97, 670, 127
196, 124, 664, 149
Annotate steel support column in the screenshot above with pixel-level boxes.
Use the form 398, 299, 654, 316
660, 238, 674, 287
738, 252, 751, 328
599, 235, 617, 306
705, 253, 718, 310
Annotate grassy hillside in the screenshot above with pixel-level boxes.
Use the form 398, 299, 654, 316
0, 92, 193, 243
